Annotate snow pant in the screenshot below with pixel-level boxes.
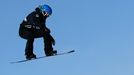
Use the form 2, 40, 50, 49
19, 24, 54, 56
25, 34, 54, 56
25, 29, 54, 56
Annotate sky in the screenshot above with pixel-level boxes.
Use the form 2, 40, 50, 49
0, 0, 134, 75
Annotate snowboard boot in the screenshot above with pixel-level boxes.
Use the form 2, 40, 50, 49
46, 50, 57, 56
25, 53, 36, 60
53, 50, 57, 55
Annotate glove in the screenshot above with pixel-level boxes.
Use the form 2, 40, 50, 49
50, 35, 55, 46
44, 27, 55, 46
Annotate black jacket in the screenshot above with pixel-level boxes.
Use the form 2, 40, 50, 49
21, 8, 47, 28
19, 8, 50, 39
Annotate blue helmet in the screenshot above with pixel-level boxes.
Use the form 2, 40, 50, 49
38, 4, 52, 15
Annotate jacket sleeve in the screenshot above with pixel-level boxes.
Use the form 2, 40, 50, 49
24, 12, 36, 25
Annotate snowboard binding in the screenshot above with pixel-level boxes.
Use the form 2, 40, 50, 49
45, 50, 57, 56
25, 53, 36, 60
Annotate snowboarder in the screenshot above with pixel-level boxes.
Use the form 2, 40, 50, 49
19, 4, 57, 60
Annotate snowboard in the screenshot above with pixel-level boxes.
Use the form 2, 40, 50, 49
10, 50, 75, 64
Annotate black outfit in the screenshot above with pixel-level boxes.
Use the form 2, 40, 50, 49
19, 8, 55, 59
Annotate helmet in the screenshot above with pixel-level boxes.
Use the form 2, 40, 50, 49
38, 4, 52, 15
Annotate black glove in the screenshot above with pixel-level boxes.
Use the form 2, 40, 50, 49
50, 35, 55, 46
44, 28, 55, 46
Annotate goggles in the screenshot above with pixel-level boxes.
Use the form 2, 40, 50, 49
42, 11, 49, 17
